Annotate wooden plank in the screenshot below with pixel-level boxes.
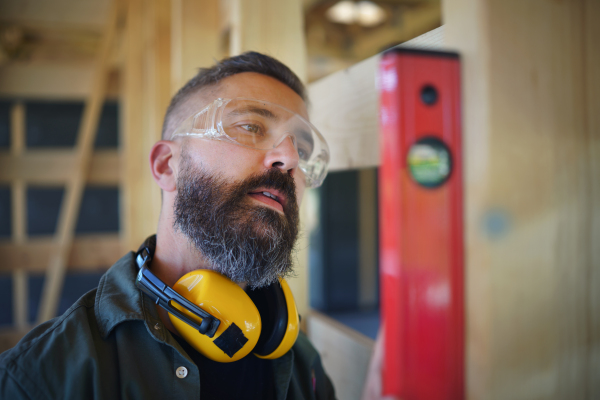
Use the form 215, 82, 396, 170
0, 235, 122, 273
442, 0, 598, 398
0, 62, 120, 100
10, 102, 28, 331
37, 0, 119, 324
307, 26, 445, 172
307, 311, 374, 400
0, 150, 120, 185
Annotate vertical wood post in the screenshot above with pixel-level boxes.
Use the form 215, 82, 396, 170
10, 102, 28, 330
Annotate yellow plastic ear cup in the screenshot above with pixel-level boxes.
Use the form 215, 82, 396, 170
254, 279, 299, 359
169, 270, 262, 363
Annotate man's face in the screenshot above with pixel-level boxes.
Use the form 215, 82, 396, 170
170, 72, 309, 287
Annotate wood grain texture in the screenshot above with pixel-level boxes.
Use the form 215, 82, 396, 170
443, 0, 599, 398
307, 311, 374, 400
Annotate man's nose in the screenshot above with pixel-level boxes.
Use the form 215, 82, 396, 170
263, 135, 300, 173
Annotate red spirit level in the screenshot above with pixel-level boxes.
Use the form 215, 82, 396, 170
379, 48, 464, 399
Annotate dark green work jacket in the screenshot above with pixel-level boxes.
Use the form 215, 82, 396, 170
0, 253, 336, 400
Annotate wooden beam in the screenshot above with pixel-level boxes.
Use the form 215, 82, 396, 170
0, 150, 120, 185
442, 0, 599, 397
307, 311, 374, 400
0, 235, 122, 273
37, 0, 119, 323
10, 102, 28, 331
0, 62, 120, 100
352, 3, 441, 59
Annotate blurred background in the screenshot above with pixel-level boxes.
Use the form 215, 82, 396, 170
0, 0, 597, 399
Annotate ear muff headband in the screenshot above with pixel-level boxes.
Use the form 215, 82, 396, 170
134, 235, 299, 363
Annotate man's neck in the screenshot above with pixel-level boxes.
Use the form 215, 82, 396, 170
150, 220, 247, 335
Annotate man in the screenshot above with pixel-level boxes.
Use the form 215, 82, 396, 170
0, 52, 335, 399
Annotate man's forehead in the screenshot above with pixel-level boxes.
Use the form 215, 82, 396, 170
181, 72, 308, 120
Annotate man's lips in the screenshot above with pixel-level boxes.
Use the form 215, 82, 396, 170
247, 188, 286, 213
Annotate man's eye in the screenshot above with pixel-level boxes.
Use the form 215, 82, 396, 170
297, 146, 311, 160
240, 124, 261, 134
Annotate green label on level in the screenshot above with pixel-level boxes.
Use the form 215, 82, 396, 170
407, 137, 452, 188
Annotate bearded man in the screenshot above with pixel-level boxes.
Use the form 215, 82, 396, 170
0, 52, 335, 400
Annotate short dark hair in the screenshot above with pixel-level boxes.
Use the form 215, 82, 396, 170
161, 51, 307, 139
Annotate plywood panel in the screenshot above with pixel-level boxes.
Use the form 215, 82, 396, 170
307, 311, 374, 400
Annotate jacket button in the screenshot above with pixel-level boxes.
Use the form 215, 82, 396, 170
176, 366, 188, 379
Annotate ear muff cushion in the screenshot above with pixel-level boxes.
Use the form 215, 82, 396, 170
247, 282, 288, 357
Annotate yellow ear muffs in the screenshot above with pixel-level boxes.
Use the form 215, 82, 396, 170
169, 270, 262, 363
168, 270, 299, 363
248, 278, 299, 359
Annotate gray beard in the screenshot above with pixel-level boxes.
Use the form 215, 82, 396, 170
173, 150, 300, 288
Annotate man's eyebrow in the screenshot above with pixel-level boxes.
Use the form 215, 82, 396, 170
228, 106, 280, 120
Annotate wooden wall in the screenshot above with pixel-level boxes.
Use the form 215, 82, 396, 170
308, 0, 599, 398
442, 0, 600, 398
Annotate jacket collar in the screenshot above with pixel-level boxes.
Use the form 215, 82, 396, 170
95, 252, 163, 339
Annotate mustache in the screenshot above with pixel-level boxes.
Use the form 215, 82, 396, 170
232, 169, 297, 209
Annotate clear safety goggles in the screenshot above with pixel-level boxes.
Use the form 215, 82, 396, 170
170, 98, 330, 188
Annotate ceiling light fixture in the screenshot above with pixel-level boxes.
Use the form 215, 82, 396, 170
326, 1, 386, 27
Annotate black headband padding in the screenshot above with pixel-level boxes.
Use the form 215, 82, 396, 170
247, 283, 288, 357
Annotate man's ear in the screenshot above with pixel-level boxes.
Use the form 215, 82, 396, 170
149, 140, 178, 192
